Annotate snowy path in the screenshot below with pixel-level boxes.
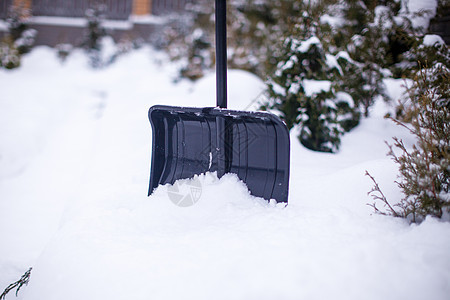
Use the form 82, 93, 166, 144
0, 47, 449, 300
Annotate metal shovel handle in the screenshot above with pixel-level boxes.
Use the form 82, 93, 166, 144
216, 0, 227, 108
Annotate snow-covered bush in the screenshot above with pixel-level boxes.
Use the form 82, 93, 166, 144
397, 34, 450, 95
14, 27, 36, 54
368, 62, 449, 222
82, 3, 108, 68
156, 0, 442, 153
365, 0, 449, 222
266, 33, 358, 152
0, 3, 36, 69
0, 38, 21, 69
339, 13, 390, 116
336, 0, 421, 116
156, 0, 308, 80
152, 1, 213, 80
80, 3, 132, 69
264, 1, 361, 152
5, 3, 36, 55
55, 43, 73, 63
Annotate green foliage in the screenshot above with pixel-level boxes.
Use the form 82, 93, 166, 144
80, 2, 132, 69
366, 4, 450, 222
5, 3, 36, 55
339, 0, 403, 116
264, 0, 361, 152
265, 1, 360, 152
82, 2, 108, 68
337, 49, 387, 117
155, 1, 214, 80
158, 0, 444, 155
368, 61, 450, 222
158, 0, 324, 80
228, 0, 327, 77
160, 0, 362, 152
83, 3, 107, 51
0, 3, 36, 69
0, 37, 21, 69
398, 34, 450, 81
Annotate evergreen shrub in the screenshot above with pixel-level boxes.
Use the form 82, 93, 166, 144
367, 58, 449, 222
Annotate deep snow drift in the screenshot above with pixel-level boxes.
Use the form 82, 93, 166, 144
0, 46, 449, 300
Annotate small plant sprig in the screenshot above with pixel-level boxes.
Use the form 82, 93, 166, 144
365, 170, 402, 218
0, 267, 32, 300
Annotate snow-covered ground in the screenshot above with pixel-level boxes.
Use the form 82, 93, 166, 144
1, 46, 449, 300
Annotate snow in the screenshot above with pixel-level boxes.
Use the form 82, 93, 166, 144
129, 14, 169, 25
336, 91, 354, 107
374, 5, 393, 29
336, 50, 353, 62
28, 16, 133, 30
0, 46, 450, 300
302, 79, 331, 96
288, 82, 301, 94
384, 77, 412, 102
423, 34, 445, 46
0, 20, 8, 32
320, 14, 345, 27
28, 16, 88, 27
325, 53, 343, 75
296, 36, 321, 53
400, 0, 438, 30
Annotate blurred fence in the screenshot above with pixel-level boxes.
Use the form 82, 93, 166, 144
152, 0, 193, 15
31, 0, 133, 20
0, 0, 194, 20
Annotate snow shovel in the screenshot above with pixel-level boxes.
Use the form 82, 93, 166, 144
147, 0, 290, 202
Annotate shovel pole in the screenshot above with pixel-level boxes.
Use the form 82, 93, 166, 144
216, 0, 227, 109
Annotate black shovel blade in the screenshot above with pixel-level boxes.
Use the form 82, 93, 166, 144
148, 105, 290, 203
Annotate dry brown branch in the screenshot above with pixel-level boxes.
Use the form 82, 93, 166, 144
365, 170, 401, 217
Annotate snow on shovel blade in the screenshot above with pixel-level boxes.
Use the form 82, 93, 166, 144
148, 105, 290, 203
